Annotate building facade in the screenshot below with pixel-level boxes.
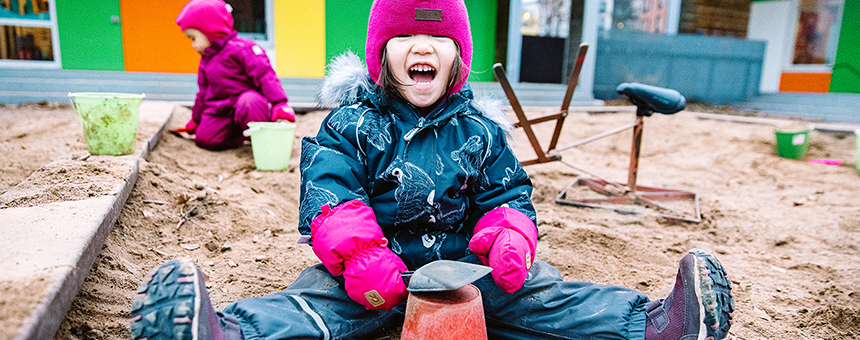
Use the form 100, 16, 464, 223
747, 0, 856, 93
0, 0, 501, 82
1, 0, 857, 96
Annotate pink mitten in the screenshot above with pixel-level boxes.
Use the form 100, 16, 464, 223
310, 199, 407, 310
272, 102, 296, 122
469, 207, 538, 293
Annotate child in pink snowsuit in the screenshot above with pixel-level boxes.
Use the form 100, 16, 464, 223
174, 0, 295, 151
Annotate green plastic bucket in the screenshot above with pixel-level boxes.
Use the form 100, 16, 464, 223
774, 124, 812, 159
243, 121, 296, 170
69, 92, 145, 156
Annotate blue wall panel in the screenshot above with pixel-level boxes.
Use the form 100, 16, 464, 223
595, 32, 765, 104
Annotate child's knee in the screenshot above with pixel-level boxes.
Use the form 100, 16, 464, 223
234, 91, 271, 122
195, 137, 241, 151
194, 129, 241, 150
195, 137, 224, 150
235, 91, 268, 110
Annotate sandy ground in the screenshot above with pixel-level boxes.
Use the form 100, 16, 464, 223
0, 101, 858, 340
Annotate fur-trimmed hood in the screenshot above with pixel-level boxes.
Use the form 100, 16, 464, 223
317, 51, 514, 136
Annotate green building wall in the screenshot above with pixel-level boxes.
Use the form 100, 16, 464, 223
52, 0, 499, 77
55, 0, 124, 71
324, 0, 372, 66
830, 0, 859, 93
465, 0, 498, 82
324, 0, 498, 82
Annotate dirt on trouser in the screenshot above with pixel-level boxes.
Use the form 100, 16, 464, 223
1, 103, 859, 340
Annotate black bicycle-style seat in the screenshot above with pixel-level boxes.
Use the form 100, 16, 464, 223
616, 82, 686, 116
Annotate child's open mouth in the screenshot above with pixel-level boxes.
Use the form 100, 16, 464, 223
409, 64, 436, 85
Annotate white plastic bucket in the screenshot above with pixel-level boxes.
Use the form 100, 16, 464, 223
243, 121, 296, 170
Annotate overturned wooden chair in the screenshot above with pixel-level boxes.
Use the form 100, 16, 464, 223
493, 43, 701, 223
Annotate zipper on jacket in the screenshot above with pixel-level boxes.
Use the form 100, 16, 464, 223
403, 117, 425, 141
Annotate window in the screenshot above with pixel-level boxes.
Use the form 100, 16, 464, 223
226, 0, 272, 46
0, 0, 58, 66
792, 0, 843, 65
637, 0, 667, 33
521, 0, 571, 38
599, 0, 669, 34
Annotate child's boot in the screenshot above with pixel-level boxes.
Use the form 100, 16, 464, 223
130, 258, 243, 340
645, 249, 734, 340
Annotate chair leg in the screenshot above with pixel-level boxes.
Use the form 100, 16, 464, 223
627, 116, 644, 193
492, 63, 550, 164
549, 43, 589, 152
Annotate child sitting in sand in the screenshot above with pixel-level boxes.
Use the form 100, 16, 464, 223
172, 0, 295, 151
130, 1, 734, 339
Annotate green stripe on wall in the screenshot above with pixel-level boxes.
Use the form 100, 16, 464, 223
324, 0, 372, 66
55, 0, 124, 71
830, 0, 859, 93
324, 0, 497, 82
465, 0, 497, 82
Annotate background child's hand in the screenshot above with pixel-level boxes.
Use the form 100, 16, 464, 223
310, 200, 408, 310
272, 102, 296, 122
469, 207, 538, 293
170, 120, 198, 135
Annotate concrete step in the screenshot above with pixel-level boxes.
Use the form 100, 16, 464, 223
0, 68, 323, 108
0, 101, 175, 340
6, 69, 860, 124
731, 92, 860, 124
0, 69, 599, 110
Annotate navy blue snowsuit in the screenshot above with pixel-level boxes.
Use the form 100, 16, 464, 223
220, 54, 649, 339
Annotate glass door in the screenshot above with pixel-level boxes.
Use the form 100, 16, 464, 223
520, 0, 571, 83
0, 0, 59, 67
792, 0, 843, 67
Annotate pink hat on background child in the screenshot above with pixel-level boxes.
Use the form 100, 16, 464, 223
175, 0, 234, 41
366, 0, 473, 94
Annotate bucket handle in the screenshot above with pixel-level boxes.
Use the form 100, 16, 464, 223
242, 125, 263, 137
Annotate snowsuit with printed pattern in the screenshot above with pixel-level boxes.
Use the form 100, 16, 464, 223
219, 54, 650, 340
191, 31, 288, 150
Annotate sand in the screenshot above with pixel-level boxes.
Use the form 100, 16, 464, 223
0, 101, 858, 340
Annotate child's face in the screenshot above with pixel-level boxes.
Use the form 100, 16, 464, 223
385, 34, 458, 108
183, 29, 211, 55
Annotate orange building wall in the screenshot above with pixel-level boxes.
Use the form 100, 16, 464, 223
779, 72, 832, 93
121, 0, 200, 73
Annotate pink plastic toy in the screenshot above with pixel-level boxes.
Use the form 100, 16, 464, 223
809, 159, 843, 165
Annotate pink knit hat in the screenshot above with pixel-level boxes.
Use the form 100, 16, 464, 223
176, 0, 234, 41
366, 0, 473, 94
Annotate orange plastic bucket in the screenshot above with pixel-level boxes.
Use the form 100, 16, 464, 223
401, 284, 486, 340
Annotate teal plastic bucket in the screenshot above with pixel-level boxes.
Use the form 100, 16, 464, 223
69, 92, 145, 155
774, 124, 812, 159
243, 121, 296, 170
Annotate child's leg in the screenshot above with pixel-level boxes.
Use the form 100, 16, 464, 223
220, 264, 401, 340
194, 91, 270, 150
232, 90, 272, 130
469, 255, 650, 340
473, 249, 734, 340
195, 114, 244, 150
644, 250, 734, 340
132, 261, 400, 340
131, 258, 244, 340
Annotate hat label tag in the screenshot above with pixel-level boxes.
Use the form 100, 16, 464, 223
415, 8, 442, 22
